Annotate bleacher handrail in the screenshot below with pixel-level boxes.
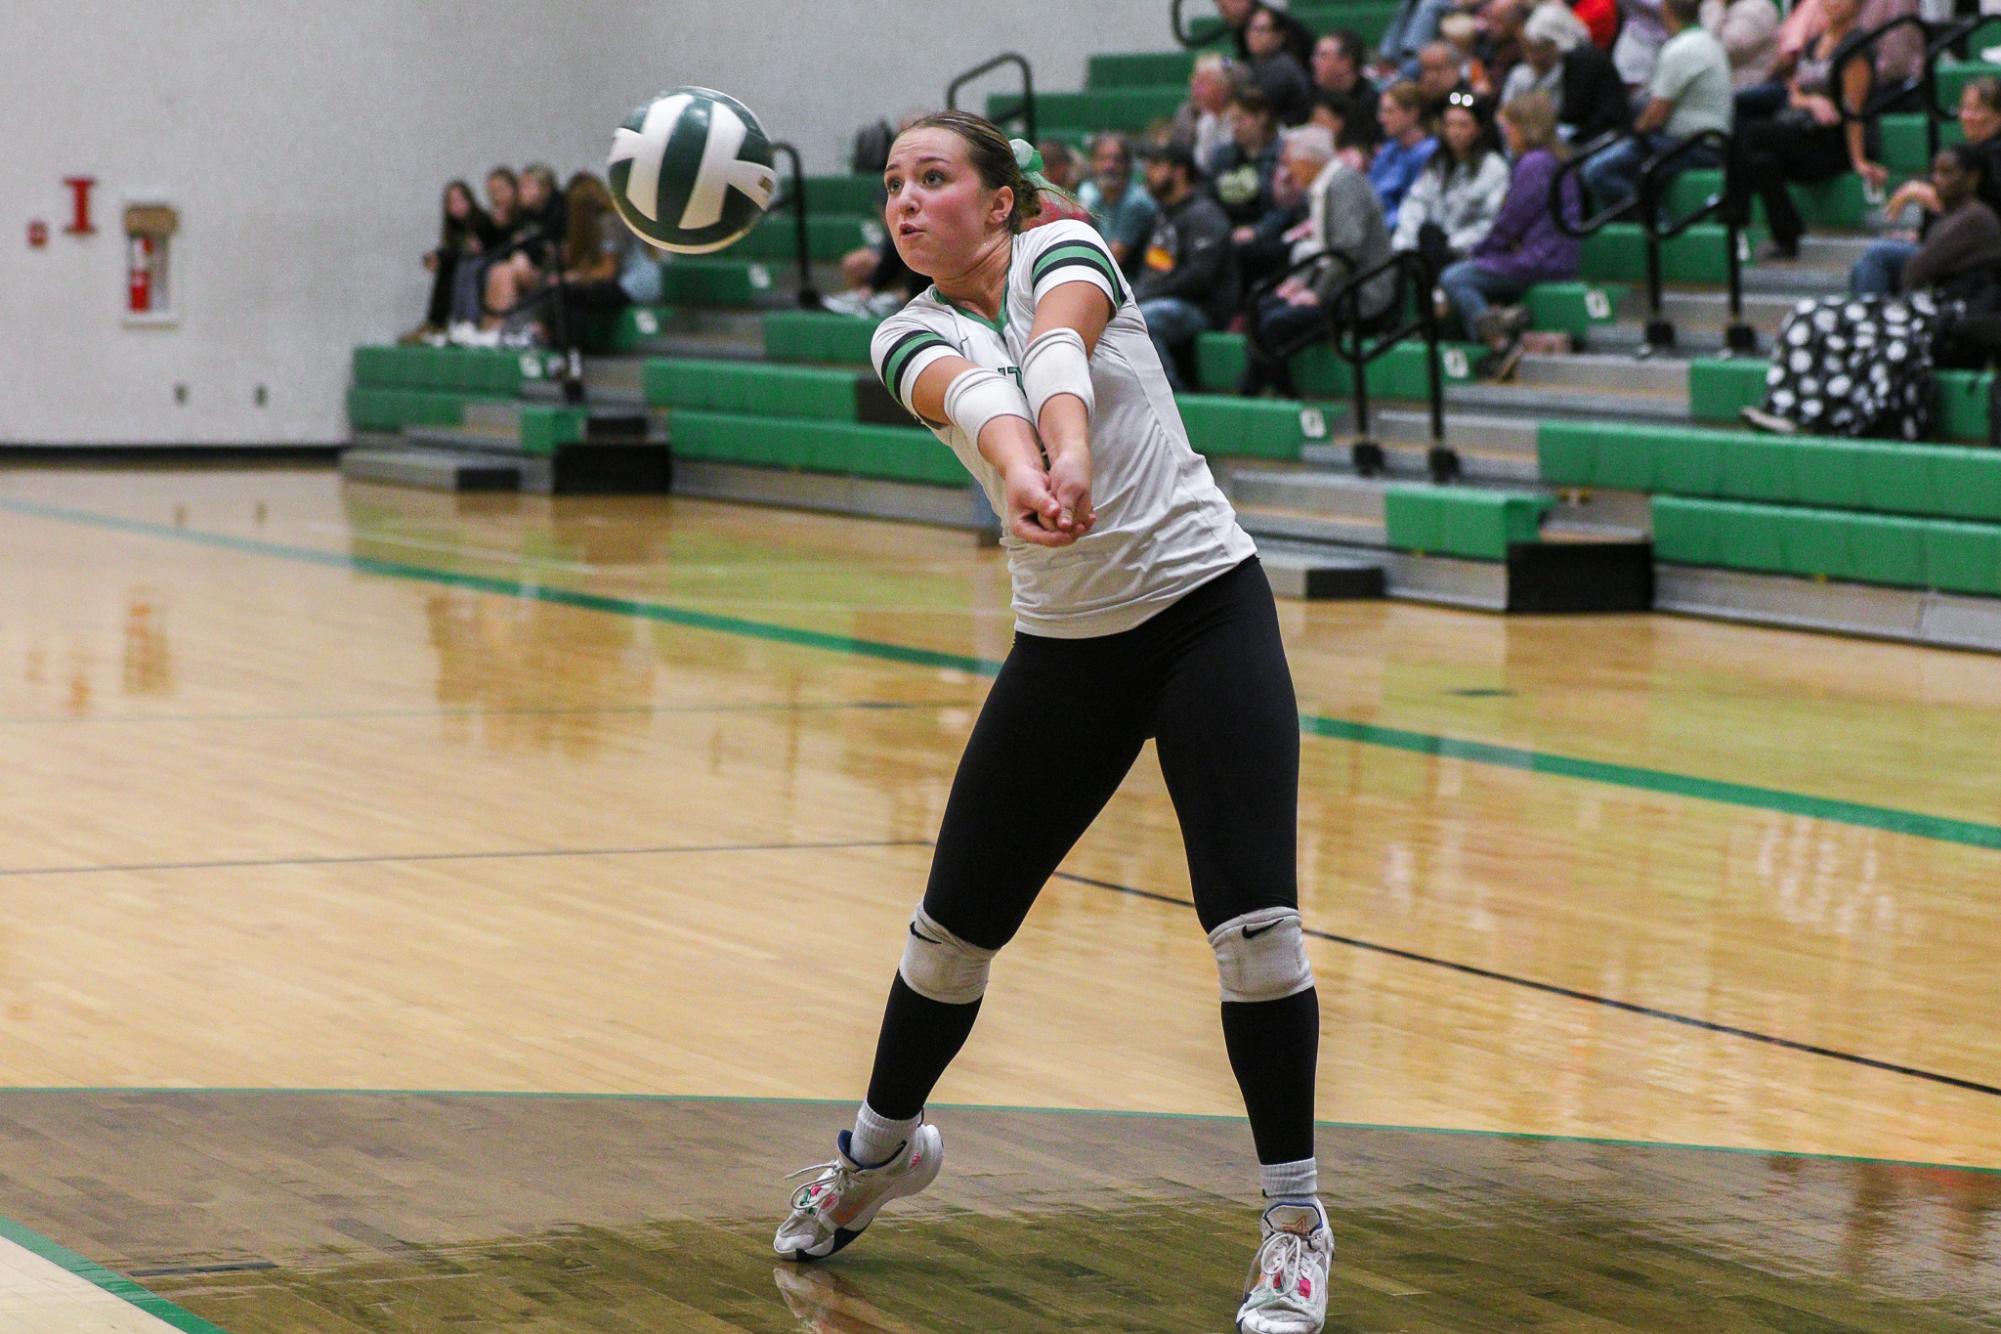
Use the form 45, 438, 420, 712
1170, 0, 1227, 49
946, 53, 1038, 142
765, 142, 823, 310
1832, 12, 2001, 169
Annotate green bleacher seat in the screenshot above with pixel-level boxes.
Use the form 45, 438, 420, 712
763, 311, 882, 365
659, 259, 774, 306
1524, 282, 1624, 336
1172, 395, 1316, 459
1087, 52, 1199, 89
1580, 223, 1758, 284
1193, 332, 1479, 398
728, 215, 877, 262
1689, 358, 1994, 442
789, 175, 885, 213
1653, 494, 2001, 593
1385, 485, 1552, 559
517, 406, 588, 456
670, 410, 966, 486
1663, 170, 1877, 230
1004, 88, 1188, 135
643, 359, 861, 420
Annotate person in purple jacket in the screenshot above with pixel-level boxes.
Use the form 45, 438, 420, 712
1436, 89, 1580, 379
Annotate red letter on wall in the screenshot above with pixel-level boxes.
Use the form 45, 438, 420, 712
64, 177, 97, 235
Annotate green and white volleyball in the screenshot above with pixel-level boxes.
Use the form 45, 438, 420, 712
608, 87, 776, 254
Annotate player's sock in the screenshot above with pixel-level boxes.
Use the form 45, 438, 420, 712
1259, 1155, 1319, 1202
862, 973, 983, 1121
849, 1101, 922, 1169
1220, 986, 1320, 1167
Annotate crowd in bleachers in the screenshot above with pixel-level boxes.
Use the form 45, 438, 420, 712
402, 164, 659, 349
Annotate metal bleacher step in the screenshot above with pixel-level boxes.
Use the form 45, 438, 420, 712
340, 446, 522, 491
402, 423, 525, 455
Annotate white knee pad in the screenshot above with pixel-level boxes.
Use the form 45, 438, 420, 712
898, 906, 997, 1005
1208, 907, 1314, 1004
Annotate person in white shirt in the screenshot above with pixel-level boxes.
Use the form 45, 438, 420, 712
770, 111, 1333, 1334
1582, 0, 1733, 217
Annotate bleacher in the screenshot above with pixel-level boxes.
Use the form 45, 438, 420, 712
340, 5, 2001, 652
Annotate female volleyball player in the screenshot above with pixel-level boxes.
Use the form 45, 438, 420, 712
773, 111, 1330, 1334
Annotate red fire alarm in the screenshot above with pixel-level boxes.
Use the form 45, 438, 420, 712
64, 177, 97, 235
28, 220, 48, 248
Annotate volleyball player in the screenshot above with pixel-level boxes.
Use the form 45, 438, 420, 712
772, 112, 1330, 1333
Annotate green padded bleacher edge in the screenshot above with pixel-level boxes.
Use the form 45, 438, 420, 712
352, 344, 549, 394
1688, 358, 1993, 442
670, 410, 966, 486
1194, 332, 1481, 397
1384, 485, 1553, 560
1538, 421, 2001, 521
518, 406, 589, 456
1524, 282, 1624, 336
763, 311, 881, 364
643, 359, 860, 420
1580, 223, 1765, 285
1651, 495, 2001, 595
659, 259, 774, 306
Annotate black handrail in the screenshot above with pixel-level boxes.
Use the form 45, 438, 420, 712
1835, 12, 2001, 167
946, 53, 1037, 141
1245, 248, 1454, 481
766, 141, 822, 310
1170, 0, 1230, 48
1550, 129, 1747, 356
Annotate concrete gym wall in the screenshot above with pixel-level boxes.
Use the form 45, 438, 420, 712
0, 0, 1159, 446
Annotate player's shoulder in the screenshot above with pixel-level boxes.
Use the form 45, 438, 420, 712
1014, 218, 1112, 266
869, 293, 956, 357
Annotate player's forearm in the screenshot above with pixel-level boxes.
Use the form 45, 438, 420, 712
1036, 393, 1092, 465
976, 413, 1053, 476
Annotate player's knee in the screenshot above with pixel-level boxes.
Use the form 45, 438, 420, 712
1207, 906, 1313, 1004
898, 906, 997, 1005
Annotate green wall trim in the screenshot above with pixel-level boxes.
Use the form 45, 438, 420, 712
5, 496, 1999, 854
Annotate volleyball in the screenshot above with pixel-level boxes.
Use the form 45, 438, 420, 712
607, 86, 777, 254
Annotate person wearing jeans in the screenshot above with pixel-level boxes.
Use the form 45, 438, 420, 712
1134, 142, 1240, 390
1583, 0, 1733, 218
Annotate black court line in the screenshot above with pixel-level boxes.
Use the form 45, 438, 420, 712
0, 699, 969, 728
1050, 869, 2001, 1101
0, 839, 931, 880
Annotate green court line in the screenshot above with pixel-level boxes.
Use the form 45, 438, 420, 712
7, 495, 2000, 853
0, 1087, 1992, 1176
0, 1213, 229, 1333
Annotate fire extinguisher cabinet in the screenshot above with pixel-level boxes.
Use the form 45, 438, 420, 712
123, 203, 179, 325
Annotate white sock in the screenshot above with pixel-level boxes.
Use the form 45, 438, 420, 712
848, 1102, 920, 1168
1259, 1156, 1320, 1203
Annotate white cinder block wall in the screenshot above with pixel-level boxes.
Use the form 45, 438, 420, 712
1, 0, 1159, 445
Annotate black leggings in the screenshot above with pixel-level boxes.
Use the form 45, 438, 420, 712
1728, 120, 1854, 245
865, 557, 1319, 1165
925, 555, 1299, 945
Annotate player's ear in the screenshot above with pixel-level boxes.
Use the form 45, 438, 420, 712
990, 184, 1014, 229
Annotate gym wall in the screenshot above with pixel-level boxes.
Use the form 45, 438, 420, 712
1, 0, 1145, 446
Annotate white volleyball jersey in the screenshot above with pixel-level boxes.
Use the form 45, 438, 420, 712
870, 219, 1256, 639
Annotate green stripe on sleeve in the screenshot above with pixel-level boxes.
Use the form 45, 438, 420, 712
1031, 241, 1121, 296
880, 333, 952, 402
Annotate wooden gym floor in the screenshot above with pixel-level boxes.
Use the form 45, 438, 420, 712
0, 464, 1997, 1331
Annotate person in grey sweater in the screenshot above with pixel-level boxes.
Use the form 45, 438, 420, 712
1134, 143, 1242, 390
1238, 124, 1395, 396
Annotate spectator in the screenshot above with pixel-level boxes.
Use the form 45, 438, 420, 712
1239, 125, 1397, 396
1725, 0, 1885, 260
1134, 143, 1241, 388
1214, 88, 1285, 227
1037, 140, 1082, 192
1216, 0, 1315, 68
1481, 0, 1534, 93
445, 168, 517, 332
1393, 91, 1512, 273
1311, 30, 1383, 150
1700, 0, 1781, 90
404, 180, 498, 344
1583, 0, 1732, 218
1379, 0, 1458, 72
1372, 82, 1439, 228
1571, 0, 1618, 48
1078, 133, 1159, 277
1172, 53, 1240, 174
1244, 5, 1316, 125
1417, 41, 1471, 120
1309, 93, 1378, 169
1509, 3, 1631, 143
481, 162, 565, 332
547, 172, 653, 350
1896, 147, 2001, 297
1439, 16, 1492, 96
1614, 0, 1671, 89
1767, 0, 1921, 99
1853, 79, 2001, 293
1440, 90, 1582, 378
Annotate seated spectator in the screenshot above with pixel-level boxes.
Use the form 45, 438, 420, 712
1217, 0, 1316, 67
1078, 133, 1159, 277
1583, 0, 1732, 218
546, 172, 648, 350
1309, 93, 1378, 169
1134, 143, 1241, 388
1037, 140, 1082, 193
1439, 90, 1581, 378
1854, 78, 2001, 295
1571, 0, 1619, 49
1614, 0, 1670, 89
481, 163, 565, 332
1896, 148, 2001, 298
1700, 0, 1781, 91
1439, 17, 1492, 96
1480, 0, 1533, 95
404, 179, 498, 344
1172, 54, 1240, 174
1372, 82, 1439, 228
1239, 125, 1397, 396
1214, 88, 1285, 228
1244, 5, 1315, 125
1379, 0, 1459, 74
1725, 0, 1885, 260
1505, 5, 1630, 143
1745, 287, 1942, 437
445, 168, 517, 332
1394, 92, 1512, 273
1417, 40, 1471, 120
1311, 30, 1383, 151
